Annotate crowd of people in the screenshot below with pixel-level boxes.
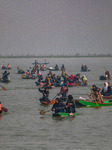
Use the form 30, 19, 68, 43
36, 71, 88, 88
89, 82, 112, 103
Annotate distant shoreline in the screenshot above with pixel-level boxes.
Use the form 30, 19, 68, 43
0, 55, 112, 58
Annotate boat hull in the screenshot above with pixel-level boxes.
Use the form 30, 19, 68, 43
76, 99, 112, 107
40, 99, 55, 105
53, 112, 77, 117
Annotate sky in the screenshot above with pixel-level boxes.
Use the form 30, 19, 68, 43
0, 0, 112, 56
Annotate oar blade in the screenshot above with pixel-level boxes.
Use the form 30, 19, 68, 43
40, 110, 46, 115
2, 86, 6, 90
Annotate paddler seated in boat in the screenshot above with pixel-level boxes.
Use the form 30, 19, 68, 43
105, 70, 111, 79
39, 87, 50, 103
51, 98, 65, 113
106, 82, 112, 96
65, 95, 76, 113
90, 85, 101, 99
101, 82, 108, 96
58, 85, 68, 102
25, 70, 31, 78
81, 75, 88, 86
54, 64, 59, 70
61, 64, 65, 71
93, 90, 103, 103
7, 63, 11, 69
2, 70, 10, 81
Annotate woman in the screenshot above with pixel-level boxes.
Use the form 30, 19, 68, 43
65, 95, 76, 113
101, 82, 108, 96
51, 98, 65, 113
58, 85, 68, 102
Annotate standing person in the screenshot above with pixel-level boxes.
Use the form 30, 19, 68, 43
58, 85, 68, 102
51, 98, 65, 113
65, 95, 76, 113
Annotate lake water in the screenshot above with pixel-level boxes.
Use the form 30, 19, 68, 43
0, 57, 112, 150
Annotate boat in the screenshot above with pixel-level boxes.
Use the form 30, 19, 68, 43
81, 69, 90, 72
75, 99, 112, 107
99, 75, 111, 80
102, 95, 112, 99
0, 78, 11, 83
17, 70, 25, 74
52, 112, 77, 117
40, 99, 55, 105
21, 75, 37, 79
47, 67, 60, 71
32, 60, 49, 65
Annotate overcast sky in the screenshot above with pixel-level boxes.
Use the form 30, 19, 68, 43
0, 0, 112, 56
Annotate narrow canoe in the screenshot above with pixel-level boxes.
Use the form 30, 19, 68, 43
102, 95, 112, 99
21, 75, 37, 79
0, 78, 11, 83
53, 112, 77, 117
40, 99, 55, 105
75, 99, 112, 107
81, 69, 90, 72
99, 75, 111, 80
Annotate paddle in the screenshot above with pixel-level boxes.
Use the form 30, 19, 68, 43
40, 106, 65, 115
0, 85, 6, 90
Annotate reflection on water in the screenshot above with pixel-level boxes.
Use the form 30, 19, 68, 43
0, 57, 112, 150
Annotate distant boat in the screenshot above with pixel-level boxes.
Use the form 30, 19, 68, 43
32, 60, 49, 65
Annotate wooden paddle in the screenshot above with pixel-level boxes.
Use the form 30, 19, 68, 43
0, 85, 6, 90
40, 106, 65, 115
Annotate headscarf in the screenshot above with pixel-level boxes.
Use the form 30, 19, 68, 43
82, 75, 87, 81
103, 82, 108, 92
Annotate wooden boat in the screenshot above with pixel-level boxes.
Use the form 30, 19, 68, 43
17, 70, 25, 74
32, 60, 49, 65
52, 112, 77, 117
99, 75, 111, 80
102, 95, 112, 99
47, 67, 60, 71
21, 75, 37, 79
0, 78, 11, 83
75, 99, 112, 107
81, 69, 90, 72
40, 99, 55, 105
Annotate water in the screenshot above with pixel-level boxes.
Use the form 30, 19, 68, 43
0, 57, 112, 150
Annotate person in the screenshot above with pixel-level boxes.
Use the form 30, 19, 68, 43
39, 87, 49, 102
90, 85, 101, 99
51, 98, 65, 113
101, 82, 108, 96
0, 102, 2, 114
81, 75, 88, 86
7, 64, 11, 69
54, 64, 59, 70
58, 85, 68, 102
106, 82, 112, 95
61, 64, 65, 71
105, 70, 111, 79
93, 90, 103, 103
2, 70, 10, 81
65, 95, 76, 113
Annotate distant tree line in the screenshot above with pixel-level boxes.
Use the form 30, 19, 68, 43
0, 53, 112, 58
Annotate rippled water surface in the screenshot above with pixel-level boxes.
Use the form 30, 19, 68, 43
0, 57, 112, 150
